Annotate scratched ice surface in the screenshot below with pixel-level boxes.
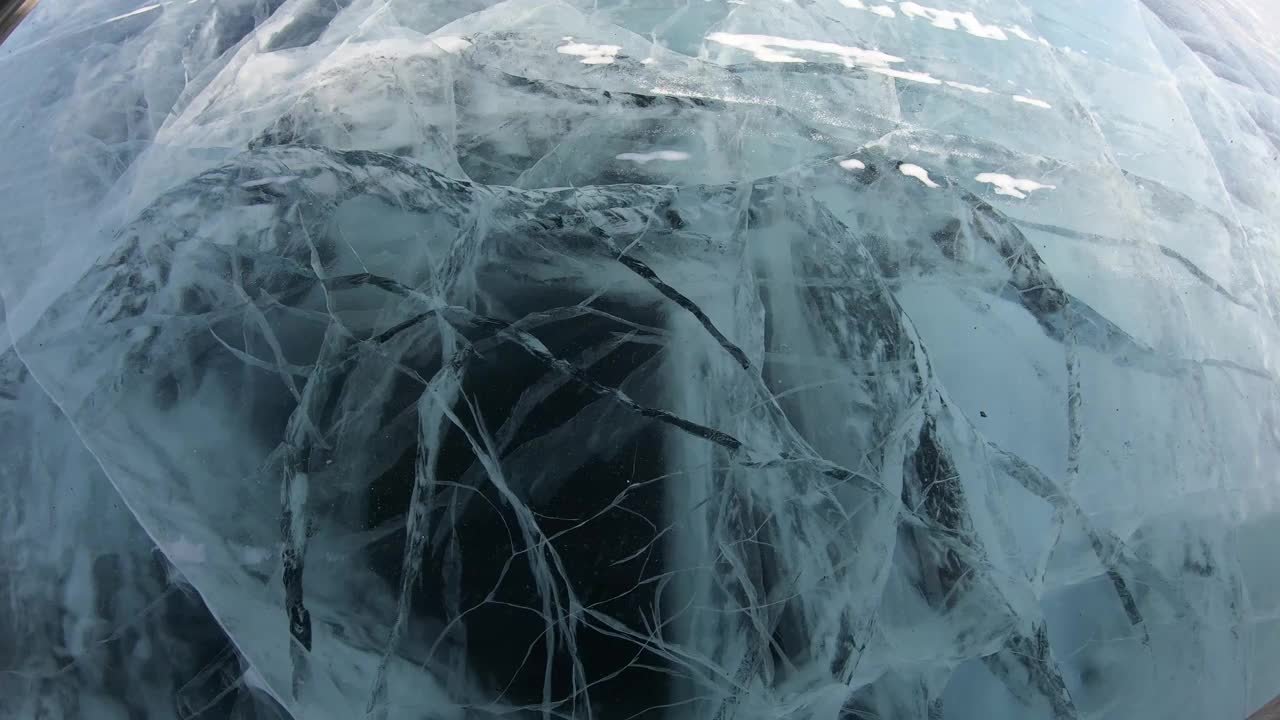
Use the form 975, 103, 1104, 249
2, 1, 1280, 719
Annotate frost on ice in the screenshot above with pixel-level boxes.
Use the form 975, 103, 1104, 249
2, 0, 1280, 719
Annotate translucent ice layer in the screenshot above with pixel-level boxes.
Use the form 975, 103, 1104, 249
2, 1, 1280, 718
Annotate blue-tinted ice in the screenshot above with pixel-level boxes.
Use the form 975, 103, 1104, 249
2, 1, 1280, 718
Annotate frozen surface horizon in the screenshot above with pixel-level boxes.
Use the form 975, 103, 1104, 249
2, 0, 1280, 718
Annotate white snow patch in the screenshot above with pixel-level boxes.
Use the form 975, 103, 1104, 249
707, 32, 903, 67
870, 5, 895, 17
1012, 94, 1053, 109
616, 150, 691, 164
432, 35, 471, 53
871, 66, 941, 84
557, 40, 621, 64
839, 158, 866, 170
105, 3, 161, 22
899, 2, 1007, 40
946, 80, 993, 94
899, 163, 940, 188
1006, 25, 1035, 42
838, 0, 866, 7
975, 172, 1056, 199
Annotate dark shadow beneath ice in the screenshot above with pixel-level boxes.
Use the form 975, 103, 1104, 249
366, 288, 674, 718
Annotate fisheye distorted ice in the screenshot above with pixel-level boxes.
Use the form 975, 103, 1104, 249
2, 0, 1280, 718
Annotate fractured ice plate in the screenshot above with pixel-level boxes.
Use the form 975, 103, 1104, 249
1, 0, 1279, 719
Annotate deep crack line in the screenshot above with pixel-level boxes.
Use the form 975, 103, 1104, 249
613, 253, 754, 371
328, 272, 945, 539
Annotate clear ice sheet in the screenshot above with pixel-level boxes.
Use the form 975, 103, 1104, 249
1, 1, 1280, 718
